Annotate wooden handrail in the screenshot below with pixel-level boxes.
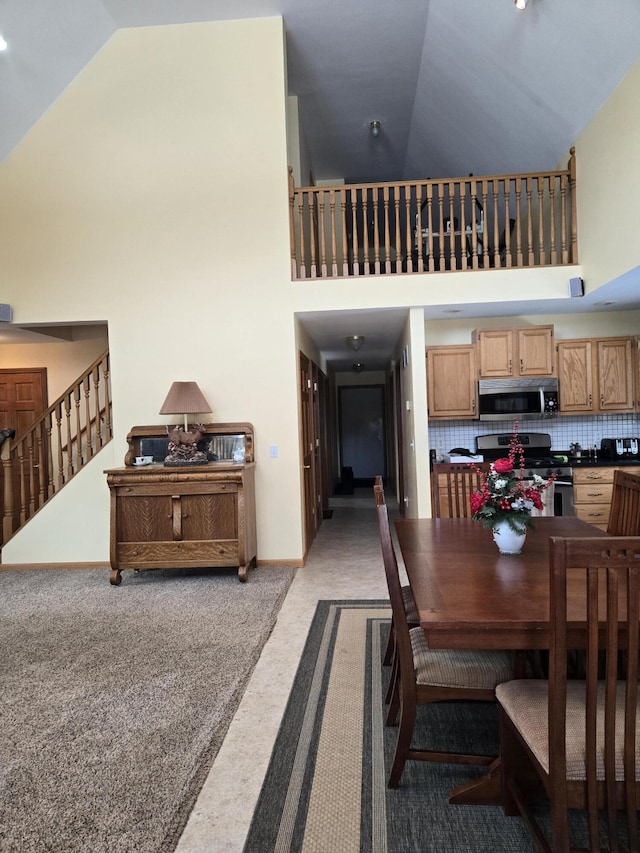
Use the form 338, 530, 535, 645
1, 350, 112, 545
289, 148, 577, 279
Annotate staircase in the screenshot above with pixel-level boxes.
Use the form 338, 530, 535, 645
1, 350, 112, 547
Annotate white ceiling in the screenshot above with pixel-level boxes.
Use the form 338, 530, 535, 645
1, 0, 639, 368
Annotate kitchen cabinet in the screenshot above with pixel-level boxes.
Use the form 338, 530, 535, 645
426, 345, 477, 419
105, 423, 257, 585
573, 465, 640, 531
472, 325, 555, 378
557, 337, 635, 414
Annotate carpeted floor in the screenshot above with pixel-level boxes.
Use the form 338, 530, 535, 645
0, 564, 294, 852
245, 600, 538, 853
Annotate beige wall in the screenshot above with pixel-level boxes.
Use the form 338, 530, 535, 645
1, 19, 301, 564
575, 59, 640, 290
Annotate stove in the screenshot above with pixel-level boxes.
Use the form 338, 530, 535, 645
476, 432, 570, 476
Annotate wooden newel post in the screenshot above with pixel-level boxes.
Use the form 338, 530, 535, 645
568, 146, 578, 264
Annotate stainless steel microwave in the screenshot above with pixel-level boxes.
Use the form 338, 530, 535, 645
478, 378, 559, 421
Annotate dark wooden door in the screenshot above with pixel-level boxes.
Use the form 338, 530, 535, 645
0, 368, 48, 541
299, 352, 317, 555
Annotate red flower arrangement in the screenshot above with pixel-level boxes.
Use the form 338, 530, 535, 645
470, 423, 556, 533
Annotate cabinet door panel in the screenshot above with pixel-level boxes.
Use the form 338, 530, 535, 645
116, 495, 173, 542
557, 340, 594, 413
518, 327, 554, 376
598, 338, 634, 411
181, 492, 237, 540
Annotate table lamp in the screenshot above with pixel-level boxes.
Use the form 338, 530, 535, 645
159, 381, 212, 431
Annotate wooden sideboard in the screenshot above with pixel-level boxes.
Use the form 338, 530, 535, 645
105, 423, 257, 585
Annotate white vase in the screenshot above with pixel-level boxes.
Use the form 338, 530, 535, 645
492, 519, 527, 554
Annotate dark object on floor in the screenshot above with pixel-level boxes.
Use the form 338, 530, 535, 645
333, 465, 355, 494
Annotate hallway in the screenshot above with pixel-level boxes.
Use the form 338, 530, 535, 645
175, 488, 397, 852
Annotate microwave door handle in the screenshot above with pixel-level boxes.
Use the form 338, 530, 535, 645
540, 387, 545, 414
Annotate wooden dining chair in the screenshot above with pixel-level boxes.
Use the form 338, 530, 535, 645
607, 469, 640, 536
496, 536, 640, 852
432, 462, 490, 518
375, 500, 514, 787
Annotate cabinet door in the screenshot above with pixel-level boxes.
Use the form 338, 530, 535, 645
557, 340, 595, 413
597, 338, 635, 412
426, 346, 477, 419
476, 329, 514, 378
518, 327, 554, 376
116, 494, 174, 542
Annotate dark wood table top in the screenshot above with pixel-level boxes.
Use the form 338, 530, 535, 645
394, 516, 605, 651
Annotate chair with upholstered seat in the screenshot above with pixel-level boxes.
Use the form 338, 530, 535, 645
497, 536, 640, 852
376, 499, 514, 786
607, 469, 640, 536
432, 462, 490, 518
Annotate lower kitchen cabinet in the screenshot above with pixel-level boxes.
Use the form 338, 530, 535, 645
573, 466, 640, 530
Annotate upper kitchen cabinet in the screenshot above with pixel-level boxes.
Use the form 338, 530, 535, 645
472, 326, 555, 379
557, 337, 635, 414
426, 345, 477, 419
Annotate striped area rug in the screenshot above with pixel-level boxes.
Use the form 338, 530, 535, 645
244, 600, 536, 853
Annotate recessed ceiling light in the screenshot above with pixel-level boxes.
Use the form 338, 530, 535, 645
443, 308, 462, 314
0, 35, 8, 52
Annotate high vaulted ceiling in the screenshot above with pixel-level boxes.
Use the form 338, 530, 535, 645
1, 1, 639, 368
1, 0, 639, 183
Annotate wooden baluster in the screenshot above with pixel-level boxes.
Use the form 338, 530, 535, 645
329, 189, 338, 277
383, 185, 391, 274
416, 188, 424, 273
561, 171, 569, 264
504, 182, 513, 268
92, 365, 102, 450
17, 438, 27, 525
460, 185, 469, 271
426, 184, 435, 272
102, 355, 112, 444
309, 191, 318, 278
34, 422, 46, 509
536, 177, 545, 265
288, 167, 298, 279
64, 392, 73, 480
515, 180, 523, 267
1, 434, 15, 541
436, 183, 446, 271
318, 191, 327, 277
74, 384, 83, 470
27, 433, 36, 518
45, 412, 54, 500
549, 178, 558, 265
55, 402, 64, 489
351, 189, 360, 276
340, 190, 349, 277
393, 185, 402, 274
362, 190, 370, 275
405, 185, 415, 273
492, 179, 500, 268
297, 191, 307, 278
480, 180, 488, 270
84, 374, 93, 460
448, 181, 456, 269
526, 176, 534, 265
568, 146, 577, 263
372, 188, 380, 274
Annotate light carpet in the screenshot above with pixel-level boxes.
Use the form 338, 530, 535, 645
0, 564, 294, 852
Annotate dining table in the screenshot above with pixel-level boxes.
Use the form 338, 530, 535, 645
393, 515, 605, 805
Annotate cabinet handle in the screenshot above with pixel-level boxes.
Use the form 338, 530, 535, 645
508, 359, 512, 374
587, 492, 603, 497
520, 358, 524, 372
304, 464, 311, 469
601, 395, 605, 407
588, 395, 592, 406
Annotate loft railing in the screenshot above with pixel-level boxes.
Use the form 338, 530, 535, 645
289, 148, 577, 279
1, 350, 112, 545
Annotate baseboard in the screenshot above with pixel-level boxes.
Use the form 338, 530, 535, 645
0, 561, 110, 572
256, 559, 303, 568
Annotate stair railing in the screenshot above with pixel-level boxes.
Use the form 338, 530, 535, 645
1, 350, 112, 545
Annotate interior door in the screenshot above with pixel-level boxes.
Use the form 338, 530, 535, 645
338, 385, 385, 482
0, 368, 48, 540
299, 352, 317, 555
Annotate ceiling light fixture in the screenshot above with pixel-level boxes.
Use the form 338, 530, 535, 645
346, 335, 365, 351
514, 0, 528, 9
369, 120, 381, 138
0, 35, 8, 52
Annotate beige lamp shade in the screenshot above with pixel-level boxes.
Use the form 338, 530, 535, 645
159, 381, 212, 430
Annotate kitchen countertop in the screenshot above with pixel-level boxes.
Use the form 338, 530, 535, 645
558, 456, 640, 468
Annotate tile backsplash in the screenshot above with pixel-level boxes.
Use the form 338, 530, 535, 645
428, 413, 640, 458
